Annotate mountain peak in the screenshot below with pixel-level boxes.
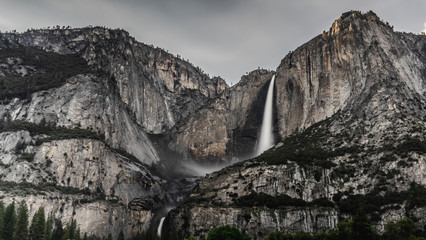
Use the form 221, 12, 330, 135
338, 10, 379, 21
328, 10, 390, 36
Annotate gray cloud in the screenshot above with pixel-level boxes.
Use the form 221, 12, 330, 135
0, 0, 424, 84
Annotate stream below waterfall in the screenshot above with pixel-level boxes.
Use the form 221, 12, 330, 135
151, 177, 201, 237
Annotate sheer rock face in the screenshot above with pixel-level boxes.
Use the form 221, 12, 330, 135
1, 195, 154, 240
167, 147, 426, 239
170, 69, 275, 161
169, 11, 426, 162
0, 74, 159, 164
169, 206, 339, 239
0, 74, 164, 237
0, 27, 228, 134
0, 27, 226, 238
166, 11, 426, 239
0, 10, 425, 240
0, 131, 163, 239
275, 11, 425, 138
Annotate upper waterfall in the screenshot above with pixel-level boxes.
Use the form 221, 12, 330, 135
255, 75, 275, 156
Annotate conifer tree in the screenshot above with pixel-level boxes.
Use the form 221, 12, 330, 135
3, 201, 16, 240
62, 228, 70, 240
14, 201, 29, 240
352, 208, 378, 240
117, 230, 124, 240
29, 206, 45, 240
45, 215, 53, 240
51, 219, 63, 240
0, 201, 5, 236
74, 227, 81, 240
69, 219, 77, 239
62, 219, 78, 240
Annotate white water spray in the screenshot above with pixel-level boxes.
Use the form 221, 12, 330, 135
157, 217, 165, 237
255, 75, 275, 156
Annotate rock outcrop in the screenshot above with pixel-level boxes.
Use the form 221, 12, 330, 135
0, 74, 159, 164
169, 11, 426, 163
0, 10, 425, 240
0, 27, 228, 134
274, 11, 425, 137
0, 26, 227, 238
170, 69, 275, 161
165, 11, 426, 239
0, 130, 163, 239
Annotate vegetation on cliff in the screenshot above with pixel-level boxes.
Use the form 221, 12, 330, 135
0, 201, 86, 240
184, 213, 425, 240
0, 46, 95, 101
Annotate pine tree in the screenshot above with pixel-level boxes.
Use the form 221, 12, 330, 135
82, 233, 88, 240
62, 228, 70, 240
45, 215, 53, 240
29, 206, 45, 240
3, 201, 16, 240
117, 230, 124, 240
107, 233, 112, 240
51, 219, 63, 240
74, 227, 81, 240
14, 201, 29, 240
352, 209, 378, 240
69, 219, 76, 239
0, 201, 5, 237
62, 219, 78, 240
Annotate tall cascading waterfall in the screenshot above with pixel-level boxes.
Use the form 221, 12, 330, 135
255, 75, 275, 156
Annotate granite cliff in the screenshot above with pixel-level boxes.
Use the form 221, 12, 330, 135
169, 10, 426, 163
164, 11, 426, 239
1, 27, 227, 134
169, 69, 275, 162
0, 26, 226, 238
0, 10, 425, 240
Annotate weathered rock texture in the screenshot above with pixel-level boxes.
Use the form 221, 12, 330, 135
169, 206, 339, 239
166, 11, 426, 239
274, 11, 425, 137
0, 10, 425, 240
0, 130, 163, 239
169, 11, 426, 163
0, 27, 228, 134
0, 26, 227, 238
0, 74, 159, 164
170, 69, 276, 161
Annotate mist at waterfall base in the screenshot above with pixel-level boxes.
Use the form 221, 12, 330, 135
255, 75, 275, 156
158, 75, 276, 178
177, 158, 241, 176
154, 76, 277, 237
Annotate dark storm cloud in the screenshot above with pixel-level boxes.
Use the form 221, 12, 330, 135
0, 0, 425, 84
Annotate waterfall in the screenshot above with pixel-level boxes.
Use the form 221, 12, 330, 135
157, 217, 166, 237
255, 75, 275, 156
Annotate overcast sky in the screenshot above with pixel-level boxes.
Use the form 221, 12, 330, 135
0, 0, 425, 85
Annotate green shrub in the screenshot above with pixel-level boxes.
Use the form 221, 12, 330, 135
18, 153, 35, 162
0, 119, 103, 142
396, 138, 426, 154
14, 141, 27, 153
236, 192, 333, 209
264, 231, 295, 240
0, 46, 95, 101
337, 183, 426, 215
207, 226, 250, 240
383, 217, 418, 240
